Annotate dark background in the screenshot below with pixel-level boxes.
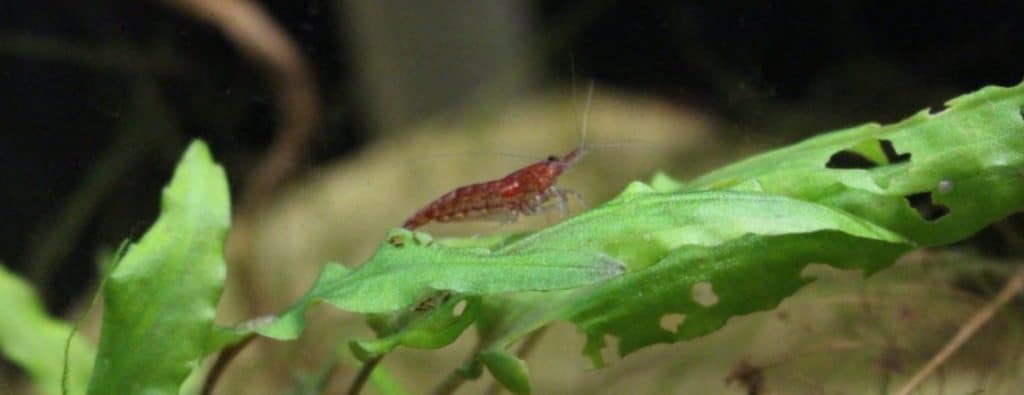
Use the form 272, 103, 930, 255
2, 1, 1023, 312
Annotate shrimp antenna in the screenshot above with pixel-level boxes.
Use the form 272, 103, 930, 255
569, 54, 595, 155
430, 151, 545, 162
581, 80, 594, 152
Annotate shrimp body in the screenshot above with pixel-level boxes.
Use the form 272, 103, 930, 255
402, 148, 584, 230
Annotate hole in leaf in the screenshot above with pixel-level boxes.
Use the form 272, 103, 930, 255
825, 150, 878, 169
600, 334, 621, 365
659, 313, 686, 333
826, 139, 910, 169
879, 139, 910, 164
905, 192, 950, 221
692, 282, 719, 307
452, 299, 467, 316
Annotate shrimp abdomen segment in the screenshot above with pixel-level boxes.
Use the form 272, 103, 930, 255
402, 179, 521, 229
401, 150, 578, 230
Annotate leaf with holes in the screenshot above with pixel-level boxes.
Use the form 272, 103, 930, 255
0, 264, 94, 395
471, 189, 911, 369
466, 81, 1024, 394
677, 82, 1024, 246
87, 141, 231, 395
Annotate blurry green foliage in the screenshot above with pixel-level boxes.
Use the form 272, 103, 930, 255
0, 264, 93, 395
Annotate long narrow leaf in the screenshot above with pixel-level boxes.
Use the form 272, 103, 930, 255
256, 228, 626, 340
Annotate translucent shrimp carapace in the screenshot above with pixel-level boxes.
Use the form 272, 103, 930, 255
401, 147, 585, 230
402, 82, 594, 231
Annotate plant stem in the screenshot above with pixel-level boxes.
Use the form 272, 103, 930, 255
201, 334, 257, 395
345, 356, 382, 395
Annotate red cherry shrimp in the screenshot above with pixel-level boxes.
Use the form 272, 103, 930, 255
402, 82, 594, 230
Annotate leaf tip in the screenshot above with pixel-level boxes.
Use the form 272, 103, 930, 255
182, 139, 214, 160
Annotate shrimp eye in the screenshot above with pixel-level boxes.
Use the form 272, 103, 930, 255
547, 155, 558, 162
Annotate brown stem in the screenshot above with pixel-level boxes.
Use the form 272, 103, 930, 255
201, 334, 257, 395
345, 356, 382, 395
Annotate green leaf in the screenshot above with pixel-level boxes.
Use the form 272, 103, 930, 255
503, 187, 909, 272
87, 140, 231, 395
0, 264, 94, 395
576, 232, 906, 364
255, 228, 626, 340
475, 191, 911, 359
684, 82, 1024, 246
469, 80, 1024, 392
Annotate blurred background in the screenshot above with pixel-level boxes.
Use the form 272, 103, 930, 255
2, 1, 1024, 394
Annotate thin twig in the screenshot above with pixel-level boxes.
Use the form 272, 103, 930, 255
896, 266, 1024, 395
201, 334, 257, 395
345, 356, 382, 395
